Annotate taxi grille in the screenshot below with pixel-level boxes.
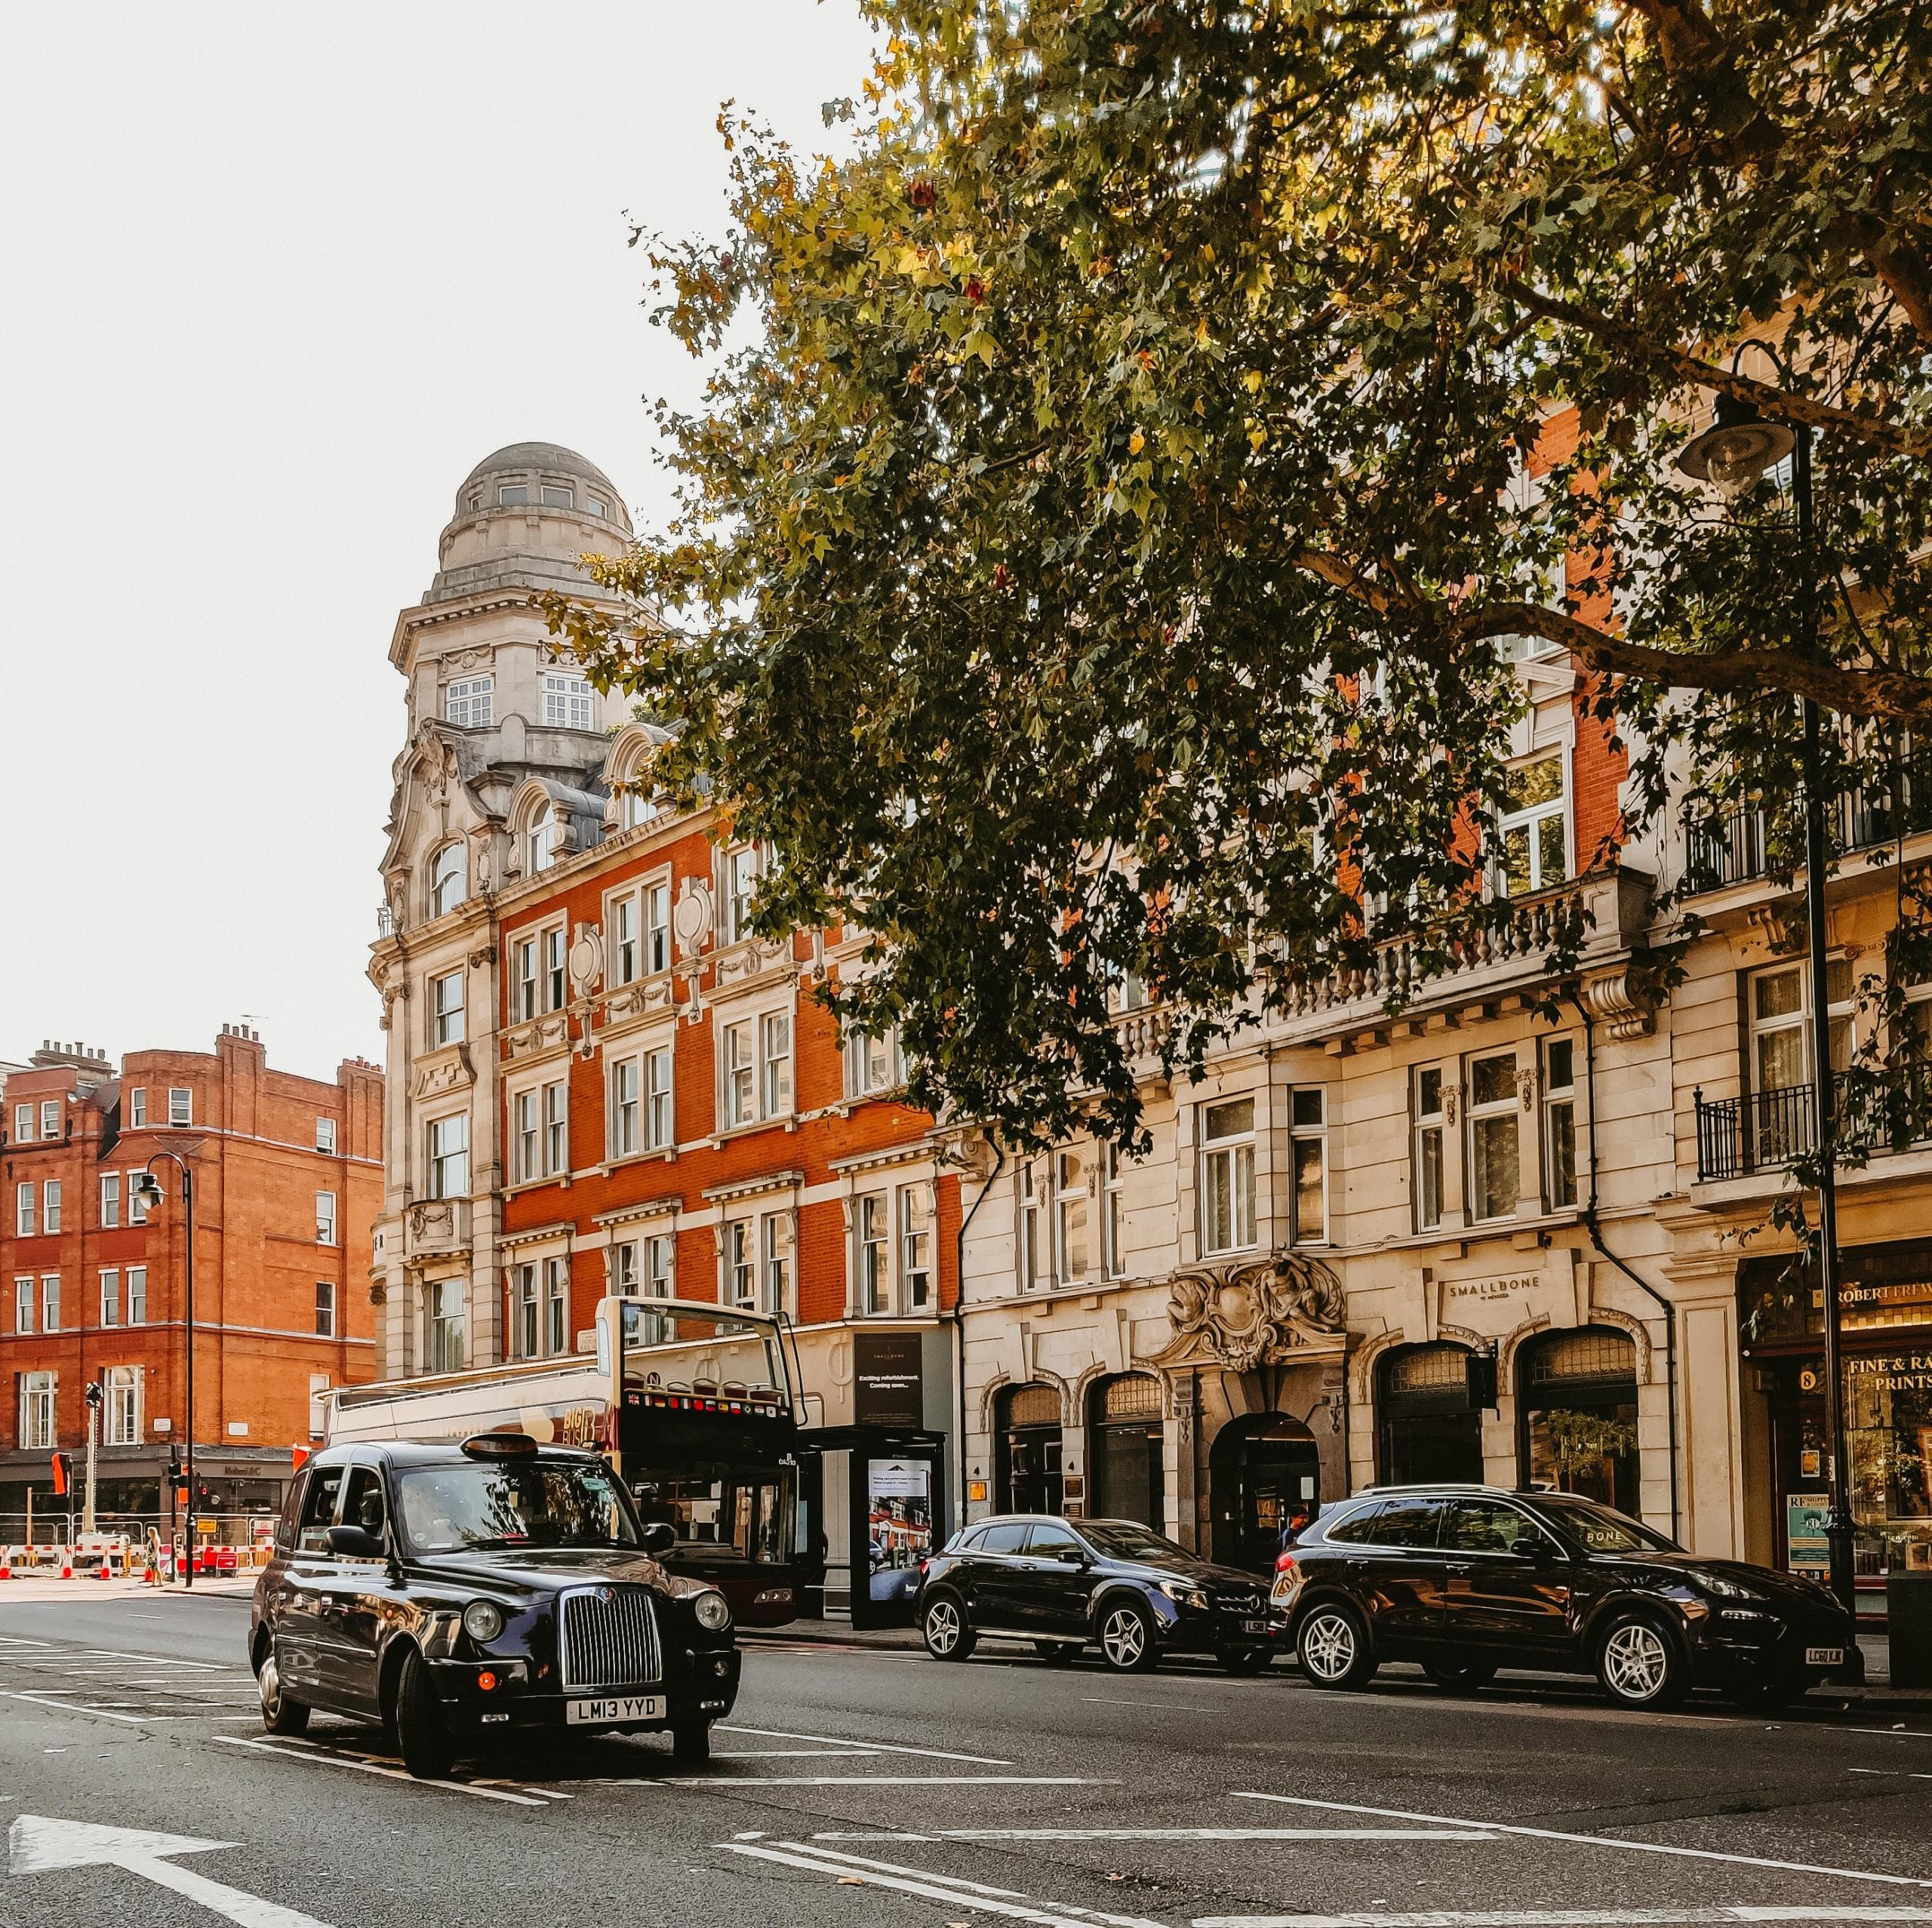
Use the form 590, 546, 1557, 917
558, 1585, 661, 1691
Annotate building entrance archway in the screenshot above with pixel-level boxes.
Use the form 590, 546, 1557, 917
1377, 1342, 1483, 1485
1088, 1374, 1165, 1530
1210, 1413, 1321, 1572
994, 1382, 1063, 1514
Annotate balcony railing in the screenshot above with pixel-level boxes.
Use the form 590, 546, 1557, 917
1694, 1068, 1932, 1180
1682, 755, 1932, 895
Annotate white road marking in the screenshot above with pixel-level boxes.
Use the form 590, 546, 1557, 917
810, 1828, 1496, 1842
1852, 1769, 1932, 1782
720, 1839, 1161, 1928
718, 1721, 1012, 1765
1233, 1793, 1932, 1890
712, 1748, 883, 1758
1851, 1729, 1932, 1742
1081, 1697, 1216, 1713
3, 1692, 177, 1724
211, 1736, 546, 1807
663, 1774, 1112, 1787
1195, 1913, 1932, 1926
8, 1813, 337, 1928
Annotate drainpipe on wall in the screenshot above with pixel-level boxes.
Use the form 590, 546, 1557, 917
1569, 990, 1683, 1546
951, 1139, 1007, 1533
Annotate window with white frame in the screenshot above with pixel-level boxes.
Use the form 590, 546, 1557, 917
499, 481, 528, 506
42, 1275, 60, 1332
1290, 1089, 1327, 1244
1199, 1098, 1257, 1256
1413, 1065, 1447, 1232
429, 841, 466, 918
100, 1268, 120, 1327
620, 784, 658, 831
513, 1088, 540, 1182
526, 803, 556, 875
40, 1099, 59, 1139
725, 1219, 755, 1308
105, 1366, 140, 1445
645, 1232, 674, 1298
545, 1080, 568, 1175
128, 1175, 149, 1225
20, 1372, 55, 1450
612, 890, 639, 986
540, 483, 574, 509
898, 1185, 931, 1309
545, 1256, 569, 1355
1102, 1141, 1127, 1279
168, 1087, 192, 1126
611, 1058, 641, 1158
512, 1262, 540, 1359
1054, 1150, 1091, 1285
644, 881, 670, 975
545, 927, 567, 1010
760, 1010, 792, 1117
721, 1019, 756, 1128
11, 1102, 29, 1141
612, 1241, 639, 1296
761, 1210, 792, 1315
719, 845, 758, 946
1466, 1050, 1521, 1221
42, 1180, 60, 1234
513, 936, 540, 1020
427, 1114, 469, 1199
15, 1276, 32, 1333
1749, 959, 1854, 1096
431, 970, 465, 1047
541, 671, 594, 730
1543, 1036, 1579, 1209
445, 674, 494, 728
645, 1044, 673, 1149
1017, 1159, 1043, 1292
857, 1192, 888, 1313
316, 1191, 337, 1244
426, 1278, 465, 1373
127, 1265, 146, 1324
15, 1181, 34, 1237
309, 1373, 331, 1438
128, 1087, 146, 1128
845, 1025, 903, 1099
316, 1117, 336, 1155
1497, 755, 1567, 898
315, 1281, 336, 1339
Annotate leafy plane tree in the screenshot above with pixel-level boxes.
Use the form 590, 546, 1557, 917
550, 0, 1932, 1152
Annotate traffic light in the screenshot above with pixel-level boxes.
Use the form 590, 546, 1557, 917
49, 1452, 73, 1497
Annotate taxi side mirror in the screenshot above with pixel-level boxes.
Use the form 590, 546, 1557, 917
639, 1521, 677, 1560
327, 1524, 386, 1561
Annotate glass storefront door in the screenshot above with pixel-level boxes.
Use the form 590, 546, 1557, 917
1377, 1343, 1483, 1485
1517, 1327, 1639, 1513
995, 1383, 1063, 1514
1088, 1374, 1165, 1529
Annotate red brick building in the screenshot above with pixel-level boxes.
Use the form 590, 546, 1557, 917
1, 1031, 382, 1538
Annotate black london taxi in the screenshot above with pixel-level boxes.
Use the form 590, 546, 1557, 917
248, 1432, 740, 1776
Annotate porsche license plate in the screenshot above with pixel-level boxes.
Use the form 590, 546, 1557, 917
1805, 1647, 1844, 1667
566, 1693, 664, 1725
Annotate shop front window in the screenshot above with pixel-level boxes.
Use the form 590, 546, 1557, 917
1378, 1342, 1483, 1486
1518, 1327, 1638, 1513
1088, 1374, 1165, 1532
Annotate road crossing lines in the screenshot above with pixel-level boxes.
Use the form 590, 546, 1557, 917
211, 1735, 552, 1807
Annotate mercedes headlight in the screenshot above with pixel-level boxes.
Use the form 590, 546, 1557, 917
463, 1601, 505, 1644
692, 1590, 732, 1632
1158, 1581, 1209, 1611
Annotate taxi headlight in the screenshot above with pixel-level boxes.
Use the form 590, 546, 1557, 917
692, 1590, 732, 1632
463, 1601, 505, 1644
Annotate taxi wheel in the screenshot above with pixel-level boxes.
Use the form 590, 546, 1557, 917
671, 1717, 712, 1766
257, 1650, 309, 1736
395, 1648, 455, 1779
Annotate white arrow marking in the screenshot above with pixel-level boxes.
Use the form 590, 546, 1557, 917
9, 1815, 337, 1928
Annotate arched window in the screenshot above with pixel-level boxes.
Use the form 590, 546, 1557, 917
1376, 1342, 1483, 1486
1518, 1327, 1639, 1512
525, 803, 555, 875
429, 843, 466, 918
1088, 1374, 1164, 1530
620, 786, 659, 831
993, 1383, 1063, 1514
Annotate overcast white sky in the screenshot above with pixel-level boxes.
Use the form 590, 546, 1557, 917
0, 1, 872, 1082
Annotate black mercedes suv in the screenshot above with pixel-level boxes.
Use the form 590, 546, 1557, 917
1274, 1484, 1859, 1710
915, 1514, 1280, 1672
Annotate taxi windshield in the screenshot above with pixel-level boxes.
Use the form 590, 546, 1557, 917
396, 1459, 641, 1554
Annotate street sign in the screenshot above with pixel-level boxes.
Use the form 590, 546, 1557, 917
8, 1814, 336, 1928
195, 1516, 217, 1536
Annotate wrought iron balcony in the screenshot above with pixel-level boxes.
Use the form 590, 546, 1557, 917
1694, 1068, 1932, 1181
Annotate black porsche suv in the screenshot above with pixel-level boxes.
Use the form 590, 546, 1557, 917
915, 1514, 1280, 1672
1275, 1484, 1859, 1710
249, 1433, 740, 1776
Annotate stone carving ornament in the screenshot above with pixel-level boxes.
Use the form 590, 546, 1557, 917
1140, 1251, 1346, 1373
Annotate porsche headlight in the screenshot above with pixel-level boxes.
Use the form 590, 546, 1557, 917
692, 1589, 732, 1632
463, 1601, 505, 1644
1700, 1573, 1757, 1603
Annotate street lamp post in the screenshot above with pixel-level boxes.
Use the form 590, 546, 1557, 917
131, 1154, 195, 1590
1679, 358, 1860, 1656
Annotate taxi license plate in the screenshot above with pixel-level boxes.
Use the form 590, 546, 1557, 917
1806, 1647, 1844, 1667
1242, 1619, 1266, 1634
566, 1694, 664, 1725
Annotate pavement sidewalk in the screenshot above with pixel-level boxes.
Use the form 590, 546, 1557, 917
745, 1613, 1932, 1710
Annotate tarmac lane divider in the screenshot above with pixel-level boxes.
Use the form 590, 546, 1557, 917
8, 1813, 337, 1928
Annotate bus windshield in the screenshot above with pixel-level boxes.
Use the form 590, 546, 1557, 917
396, 1459, 641, 1554
629, 1458, 794, 1565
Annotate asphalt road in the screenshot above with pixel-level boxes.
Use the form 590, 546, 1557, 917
2, 1590, 1931, 1928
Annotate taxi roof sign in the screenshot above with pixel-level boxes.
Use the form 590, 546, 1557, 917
460, 1430, 540, 1460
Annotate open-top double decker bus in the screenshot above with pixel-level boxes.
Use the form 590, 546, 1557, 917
325, 1297, 807, 1625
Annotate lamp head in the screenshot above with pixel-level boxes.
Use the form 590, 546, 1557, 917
131, 1172, 165, 1210
1677, 391, 1796, 498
